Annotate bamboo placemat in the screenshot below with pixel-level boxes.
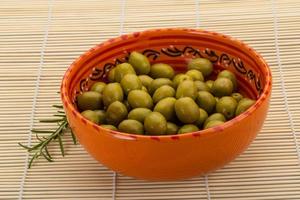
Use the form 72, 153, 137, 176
0, 0, 300, 199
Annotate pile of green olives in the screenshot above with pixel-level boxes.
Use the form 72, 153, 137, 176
77, 51, 256, 135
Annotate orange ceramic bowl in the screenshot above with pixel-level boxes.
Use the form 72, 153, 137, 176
61, 28, 272, 181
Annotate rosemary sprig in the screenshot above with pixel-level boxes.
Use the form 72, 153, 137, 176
19, 105, 76, 168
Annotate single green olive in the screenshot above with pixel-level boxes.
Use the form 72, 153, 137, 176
212, 77, 234, 97
120, 74, 142, 95
176, 80, 198, 100
102, 83, 124, 107
108, 68, 116, 82
231, 92, 243, 102
90, 82, 106, 93
187, 58, 213, 77
77, 91, 103, 111
153, 97, 176, 121
144, 112, 167, 135
204, 120, 224, 129
172, 73, 193, 88
138, 75, 153, 90
196, 91, 216, 114
218, 70, 237, 91
150, 63, 175, 79
101, 124, 118, 131
114, 63, 136, 82
128, 51, 151, 75
204, 113, 226, 127
105, 101, 128, 126
94, 110, 106, 124
235, 98, 256, 116
166, 122, 179, 135
186, 70, 204, 81
205, 80, 214, 90
118, 119, 144, 134
81, 110, 100, 124
195, 108, 208, 127
178, 124, 199, 134
152, 85, 175, 104
128, 108, 152, 123
149, 78, 173, 94
127, 90, 153, 109
216, 96, 238, 119
175, 97, 199, 123
194, 81, 210, 92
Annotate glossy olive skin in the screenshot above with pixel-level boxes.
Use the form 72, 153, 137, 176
195, 108, 208, 127
149, 78, 173, 94
216, 96, 238, 119
218, 70, 237, 91
176, 80, 197, 100
153, 97, 176, 121
81, 110, 100, 124
77, 91, 103, 111
212, 77, 233, 97
150, 63, 175, 79
172, 74, 192, 88
138, 75, 153, 90
204, 120, 224, 129
235, 98, 255, 116
166, 122, 179, 135
128, 108, 152, 123
128, 51, 151, 75
187, 58, 213, 77
120, 74, 142, 95
204, 113, 226, 127
152, 85, 175, 104
102, 83, 124, 107
127, 90, 153, 109
101, 124, 118, 131
94, 110, 106, 124
105, 101, 128, 126
175, 97, 199, 123
114, 63, 136, 82
196, 91, 216, 114
90, 82, 106, 93
108, 68, 116, 82
177, 124, 199, 134
232, 92, 243, 102
205, 80, 214, 90
118, 119, 144, 134
144, 112, 167, 135
186, 70, 204, 81
194, 81, 210, 92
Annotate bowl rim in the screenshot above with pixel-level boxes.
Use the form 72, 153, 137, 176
61, 28, 272, 141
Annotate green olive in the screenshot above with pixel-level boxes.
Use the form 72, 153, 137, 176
231, 92, 243, 102
196, 91, 216, 114
175, 97, 199, 123
194, 81, 210, 92
128, 108, 152, 123
186, 70, 204, 81
205, 80, 214, 90
90, 82, 106, 93
204, 113, 226, 127
114, 63, 136, 82
166, 122, 179, 135
218, 70, 237, 91
101, 124, 118, 131
178, 124, 199, 134
216, 96, 238, 119
128, 51, 151, 75
127, 90, 153, 109
152, 85, 175, 104
94, 110, 106, 124
212, 77, 233, 97
153, 97, 176, 121
235, 98, 255, 116
215, 97, 220, 103
118, 119, 144, 134
120, 74, 142, 95
149, 78, 173, 94
105, 101, 128, 126
102, 83, 124, 107
150, 63, 175, 79
138, 75, 153, 89
187, 58, 213, 77
77, 91, 103, 111
144, 112, 167, 135
81, 110, 100, 124
108, 68, 116, 82
141, 86, 148, 92
195, 108, 208, 127
176, 80, 197, 100
204, 120, 224, 129
172, 73, 193, 88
